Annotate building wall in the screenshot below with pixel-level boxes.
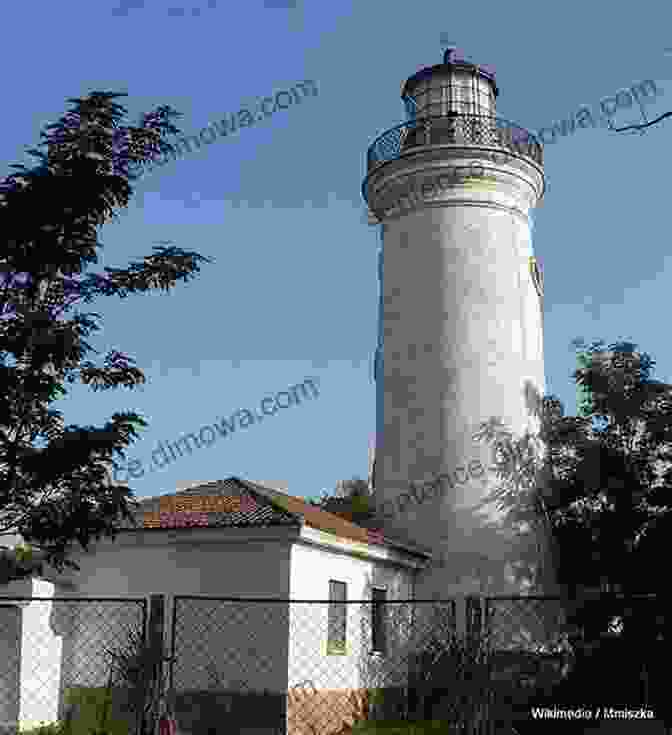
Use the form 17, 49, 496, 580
59, 529, 293, 695
0, 578, 73, 732
8, 528, 427, 732
18, 580, 67, 729
288, 541, 416, 694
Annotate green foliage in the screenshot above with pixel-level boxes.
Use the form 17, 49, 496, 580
0, 91, 213, 584
362, 624, 526, 730
305, 477, 377, 525
18, 678, 130, 735
475, 339, 672, 616
360, 688, 457, 732
62, 687, 131, 735
17, 691, 130, 735
30, 619, 176, 735
351, 720, 458, 733
409, 626, 497, 724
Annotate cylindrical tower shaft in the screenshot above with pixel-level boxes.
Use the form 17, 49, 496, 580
362, 50, 551, 622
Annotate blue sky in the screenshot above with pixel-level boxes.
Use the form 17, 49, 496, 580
3, 0, 671, 505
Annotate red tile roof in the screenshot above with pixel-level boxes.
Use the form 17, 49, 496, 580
121, 477, 431, 559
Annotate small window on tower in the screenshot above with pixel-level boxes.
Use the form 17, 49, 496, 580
529, 256, 544, 301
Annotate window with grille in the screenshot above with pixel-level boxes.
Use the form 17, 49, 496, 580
327, 580, 347, 655
371, 587, 387, 654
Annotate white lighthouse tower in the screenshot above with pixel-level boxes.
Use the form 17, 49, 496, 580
363, 49, 552, 623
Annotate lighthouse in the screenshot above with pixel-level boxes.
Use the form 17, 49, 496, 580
363, 49, 552, 622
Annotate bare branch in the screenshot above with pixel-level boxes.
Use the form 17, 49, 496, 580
608, 109, 672, 133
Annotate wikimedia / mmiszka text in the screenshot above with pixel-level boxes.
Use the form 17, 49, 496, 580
531, 707, 655, 721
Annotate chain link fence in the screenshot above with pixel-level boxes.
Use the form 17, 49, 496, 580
1, 593, 668, 734
475, 594, 672, 732
0, 596, 147, 735
168, 594, 672, 735
169, 596, 531, 735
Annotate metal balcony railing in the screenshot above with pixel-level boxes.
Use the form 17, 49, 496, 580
363, 112, 543, 204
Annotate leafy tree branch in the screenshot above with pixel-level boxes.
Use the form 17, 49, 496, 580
0, 91, 213, 582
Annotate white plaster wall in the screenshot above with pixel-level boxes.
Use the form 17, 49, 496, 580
365, 559, 418, 693
12, 526, 426, 731
287, 542, 415, 694
17, 579, 66, 730
59, 529, 293, 695
374, 184, 547, 608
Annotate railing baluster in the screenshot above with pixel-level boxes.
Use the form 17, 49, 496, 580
364, 113, 543, 175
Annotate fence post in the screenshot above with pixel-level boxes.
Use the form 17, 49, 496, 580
146, 595, 166, 735
466, 596, 483, 641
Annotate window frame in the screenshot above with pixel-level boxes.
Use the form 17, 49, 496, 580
371, 586, 388, 655
327, 580, 348, 655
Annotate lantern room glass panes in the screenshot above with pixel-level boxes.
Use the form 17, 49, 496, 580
410, 70, 496, 120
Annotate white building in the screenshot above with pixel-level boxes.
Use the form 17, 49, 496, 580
0, 478, 436, 734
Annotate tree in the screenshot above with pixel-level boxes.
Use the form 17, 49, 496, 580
305, 477, 378, 527
608, 109, 672, 134
0, 91, 213, 584
474, 340, 672, 722
473, 339, 672, 625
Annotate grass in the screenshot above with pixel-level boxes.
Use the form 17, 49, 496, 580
351, 721, 459, 734
19, 725, 66, 735
15, 685, 136, 735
